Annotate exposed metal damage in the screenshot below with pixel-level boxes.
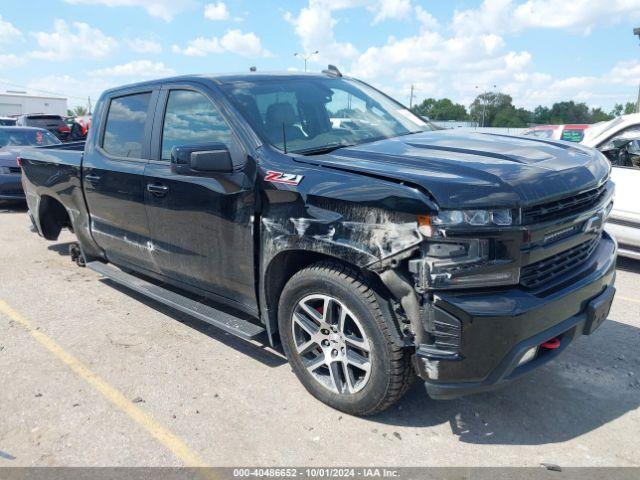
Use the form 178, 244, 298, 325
261, 201, 427, 346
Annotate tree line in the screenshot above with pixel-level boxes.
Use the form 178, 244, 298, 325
411, 93, 638, 127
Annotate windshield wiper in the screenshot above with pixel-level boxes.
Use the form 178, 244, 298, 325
294, 143, 355, 156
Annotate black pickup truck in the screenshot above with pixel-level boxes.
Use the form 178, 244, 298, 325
20, 70, 617, 415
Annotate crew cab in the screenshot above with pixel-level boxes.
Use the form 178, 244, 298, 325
20, 71, 617, 415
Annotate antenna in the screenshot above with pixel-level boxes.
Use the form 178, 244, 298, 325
322, 65, 342, 77
282, 122, 287, 154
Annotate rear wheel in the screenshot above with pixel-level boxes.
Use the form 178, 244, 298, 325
278, 262, 414, 416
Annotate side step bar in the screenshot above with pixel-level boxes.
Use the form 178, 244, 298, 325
87, 262, 265, 340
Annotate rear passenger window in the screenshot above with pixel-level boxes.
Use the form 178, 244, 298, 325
161, 90, 233, 161
102, 92, 151, 158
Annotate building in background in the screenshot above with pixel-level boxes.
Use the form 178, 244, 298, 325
0, 91, 67, 117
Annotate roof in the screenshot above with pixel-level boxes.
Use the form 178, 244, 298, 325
101, 71, 346, 95
0, 92, 66, 101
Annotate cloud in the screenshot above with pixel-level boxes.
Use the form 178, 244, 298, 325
90, 60, 175, 77
204, 2, 230, 20
30, 20, 118, 61
0, 15, 21, 44
452, 0, 640, 36
172, 30, 271, 57
284, 1, 359, 65
0, 54, 25, 69
126, 37, 162, 54
62, 0, 196, 22
172, 37, 222, 57
26, 74, 112, 106
370, 0, 413, 24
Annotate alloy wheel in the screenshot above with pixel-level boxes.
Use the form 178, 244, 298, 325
291, 294, 372, 395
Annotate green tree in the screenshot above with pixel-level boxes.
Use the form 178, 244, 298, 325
469, 92, 515, 127
548, 101, 590, 124
624, 101, 638, 115
589, 107, 612, 123
611, 104, 624, 117
533, 105, 551, 124
412, 98, 468, 120
71, 105, 88, 116
491, 105, 531, 127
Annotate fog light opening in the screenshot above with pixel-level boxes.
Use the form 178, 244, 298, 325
517, 346, 538, 366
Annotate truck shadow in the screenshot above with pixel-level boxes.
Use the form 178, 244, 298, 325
372, 318, 640, 445
616, 256, 640, 274
0, 201, 27, 213
101, 279, 288, 369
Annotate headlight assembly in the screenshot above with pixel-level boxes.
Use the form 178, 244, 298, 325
431, 208, 513, 227
411, 210, 520, 290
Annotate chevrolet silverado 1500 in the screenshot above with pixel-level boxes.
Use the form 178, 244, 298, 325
20, 70, 617, 415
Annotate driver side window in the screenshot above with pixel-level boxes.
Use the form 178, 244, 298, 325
601, 125, 640, 169
161, 90, 233, 161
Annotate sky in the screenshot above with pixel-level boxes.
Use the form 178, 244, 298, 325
0, 0, 639, 111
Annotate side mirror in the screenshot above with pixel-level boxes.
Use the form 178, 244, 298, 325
171, 143, 234, 174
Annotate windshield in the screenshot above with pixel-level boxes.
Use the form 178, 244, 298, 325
524, 128, 555, 139
220, 77, 429, 154
0, 118, 16, 126
583, 117, 624, 141
0, 129, 61, 148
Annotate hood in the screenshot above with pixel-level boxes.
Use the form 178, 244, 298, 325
295, 131, 609, 209
0, 147, 20, 169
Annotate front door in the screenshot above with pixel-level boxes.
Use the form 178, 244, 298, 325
144, 86, 257, 311
84, 90, 158, 272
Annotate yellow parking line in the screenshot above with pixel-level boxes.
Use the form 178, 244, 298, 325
617, 295, 640, 305
0, 299, 208, 468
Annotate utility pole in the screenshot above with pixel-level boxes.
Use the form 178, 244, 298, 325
87, 96, 92, 116
409, 84, 415, 109
294, 50, 319, 72
635, 28, 640, 113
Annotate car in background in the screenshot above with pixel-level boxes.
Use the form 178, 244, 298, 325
593, 136, 640, 261
559, 124, 589, 142
70, 115, 92, 141
15, 114, 71, 141
582, 113, 640, 151
0, 117, 17, 126
0, 127, 61, 202
583, 118, 640, 261
523, 124, 589, 142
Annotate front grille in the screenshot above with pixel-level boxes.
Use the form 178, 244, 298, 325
7, 167, 21, 174
523, 184, 607, 224
520, 236, 600, 289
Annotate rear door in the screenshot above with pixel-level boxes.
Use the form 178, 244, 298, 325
143, 83, 257, 311
83, 88, 160, 272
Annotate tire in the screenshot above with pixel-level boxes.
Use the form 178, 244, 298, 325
278, 262, 414, 416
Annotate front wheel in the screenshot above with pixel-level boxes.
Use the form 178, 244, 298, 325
278, 262, 414, 416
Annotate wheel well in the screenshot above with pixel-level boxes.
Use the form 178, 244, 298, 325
38, 195, 72, 240
264, 250, 399, 341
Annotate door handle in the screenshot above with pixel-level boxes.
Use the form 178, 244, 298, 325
84, 174, 101, 183
147, 183, 169, 197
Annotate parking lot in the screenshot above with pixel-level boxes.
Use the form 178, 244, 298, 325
0, 204, 639, 467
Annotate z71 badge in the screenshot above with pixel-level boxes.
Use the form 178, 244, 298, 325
265, 170, 304, 186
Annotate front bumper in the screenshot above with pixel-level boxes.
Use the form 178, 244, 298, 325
415, 231, 617, 399
0, 173, 25, 200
